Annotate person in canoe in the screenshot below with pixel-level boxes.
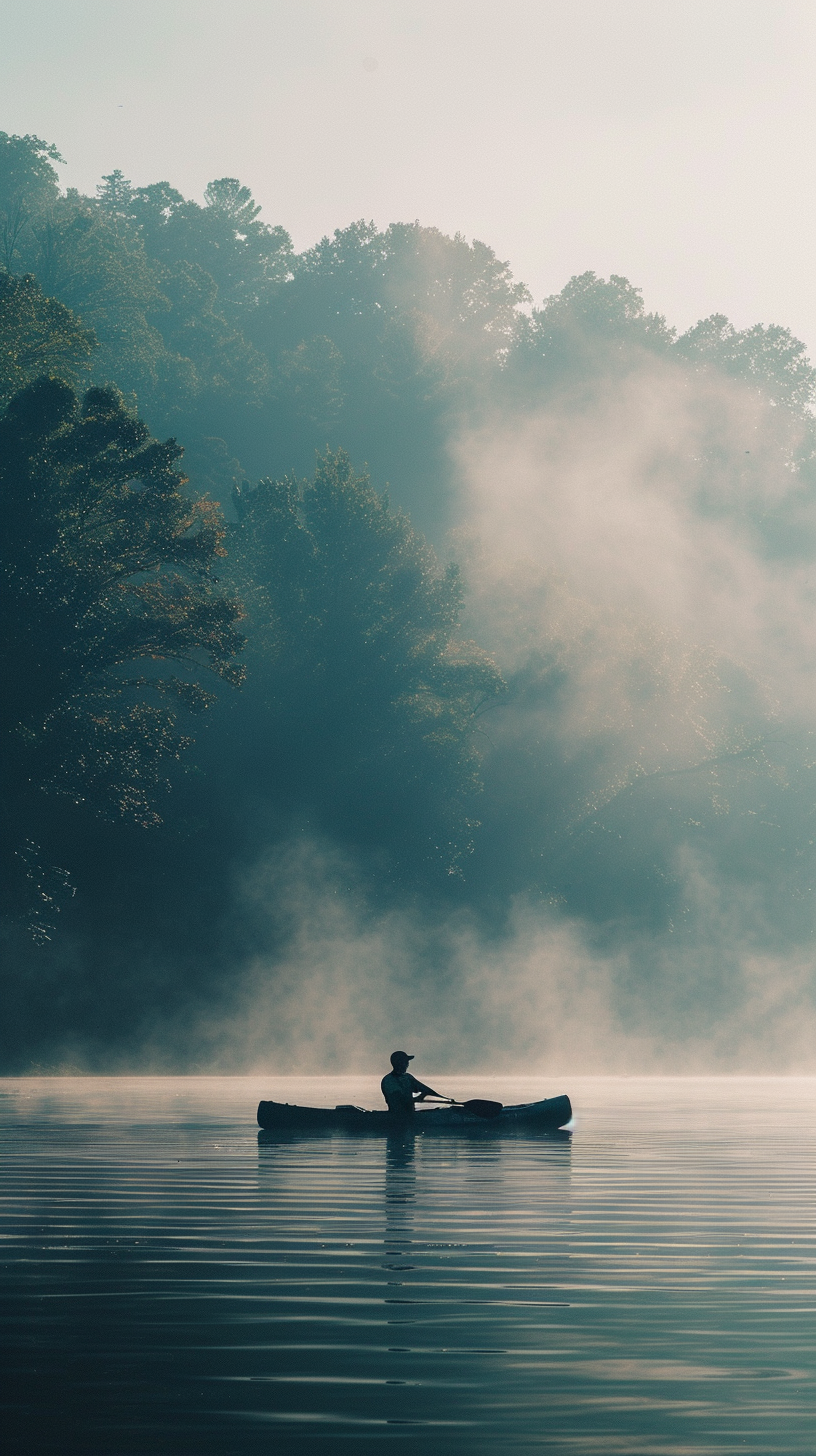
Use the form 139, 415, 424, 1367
381, 1050, 444, 1115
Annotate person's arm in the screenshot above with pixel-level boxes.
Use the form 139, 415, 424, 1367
410, 1076, 445, 1101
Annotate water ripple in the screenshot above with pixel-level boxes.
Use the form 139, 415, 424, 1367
2, 1075, 816, 1453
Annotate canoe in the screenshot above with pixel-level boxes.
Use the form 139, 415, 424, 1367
257, 1093, 572, 1133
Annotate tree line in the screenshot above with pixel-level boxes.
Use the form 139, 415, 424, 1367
1, 129, 814, 1065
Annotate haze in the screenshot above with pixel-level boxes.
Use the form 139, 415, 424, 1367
2, 0, 815, 352
2, 2, 816, 1075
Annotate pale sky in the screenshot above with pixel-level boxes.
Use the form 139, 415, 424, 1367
2, 0, 815, 353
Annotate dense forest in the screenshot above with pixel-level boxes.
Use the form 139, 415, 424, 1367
2, 130, 815, 1071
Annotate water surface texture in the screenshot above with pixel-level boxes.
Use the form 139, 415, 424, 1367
2, 1076, 815, 1454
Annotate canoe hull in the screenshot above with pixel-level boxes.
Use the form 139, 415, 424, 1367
257, 1093, 572, 1133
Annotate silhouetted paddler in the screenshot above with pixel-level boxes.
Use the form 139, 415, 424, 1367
381, 1050, 443, 1114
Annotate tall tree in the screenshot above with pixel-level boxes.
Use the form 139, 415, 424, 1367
127, 175, 293, 324
0, 131, 62, 270
0, 377, 245, 936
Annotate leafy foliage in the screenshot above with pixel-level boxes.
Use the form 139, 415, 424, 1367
0, 377, 245, 933
0, 271, 96, 406
1, 127, 815, 1063
505, 271, 675, 397
0, 131, 62, 269
676, 314, 816, 418
232, 451, 504, 874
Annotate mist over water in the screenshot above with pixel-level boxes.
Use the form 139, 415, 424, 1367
181, 841, 816, 1076
12, 348, 816, 1074
188, 357, 816, 1078
2, 124, 815, 1075
437, 361, 816, 1071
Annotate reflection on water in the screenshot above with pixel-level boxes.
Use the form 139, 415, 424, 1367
1, 1076, 815, 1453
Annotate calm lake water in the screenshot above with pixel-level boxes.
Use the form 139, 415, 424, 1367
2, 1075, 815, 1454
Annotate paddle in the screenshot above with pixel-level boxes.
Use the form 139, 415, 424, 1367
423, 1097, 503, 1120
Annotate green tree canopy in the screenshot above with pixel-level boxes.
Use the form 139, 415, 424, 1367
244, 220, 530, 525
676, 314, 816, 418
0, 140, 269, 430
0, 376, 245, 934
0, 131, 63, 269
0, 271, 96, 407
232, 450, 503, 875
263, 219, 528, 386
506, 271, 675, 396
126, 173, 293, 323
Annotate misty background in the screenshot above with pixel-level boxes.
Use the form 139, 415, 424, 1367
1, 2, 815, 1074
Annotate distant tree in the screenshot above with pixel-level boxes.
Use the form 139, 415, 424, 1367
506, 271, 675, 397
152, 259, 270, 413
676, 314, 816, 418
244, 220, 529, 525
135, 176, 293, 323
28, 190, 175, 403
95, 168, 136, 221
0, 139, 191, 415
85, 170, 278, 423
505, 272, 816, 437
0, 271, 96, 408
270, 333, 344, 431
380, 222, 530, 372
0, 131, 62, 269
0, 377, 245, 936
232, 451, 504, 875
264, 219, 528, 384
126, 180, 185, 252
203, 177, 261, 228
